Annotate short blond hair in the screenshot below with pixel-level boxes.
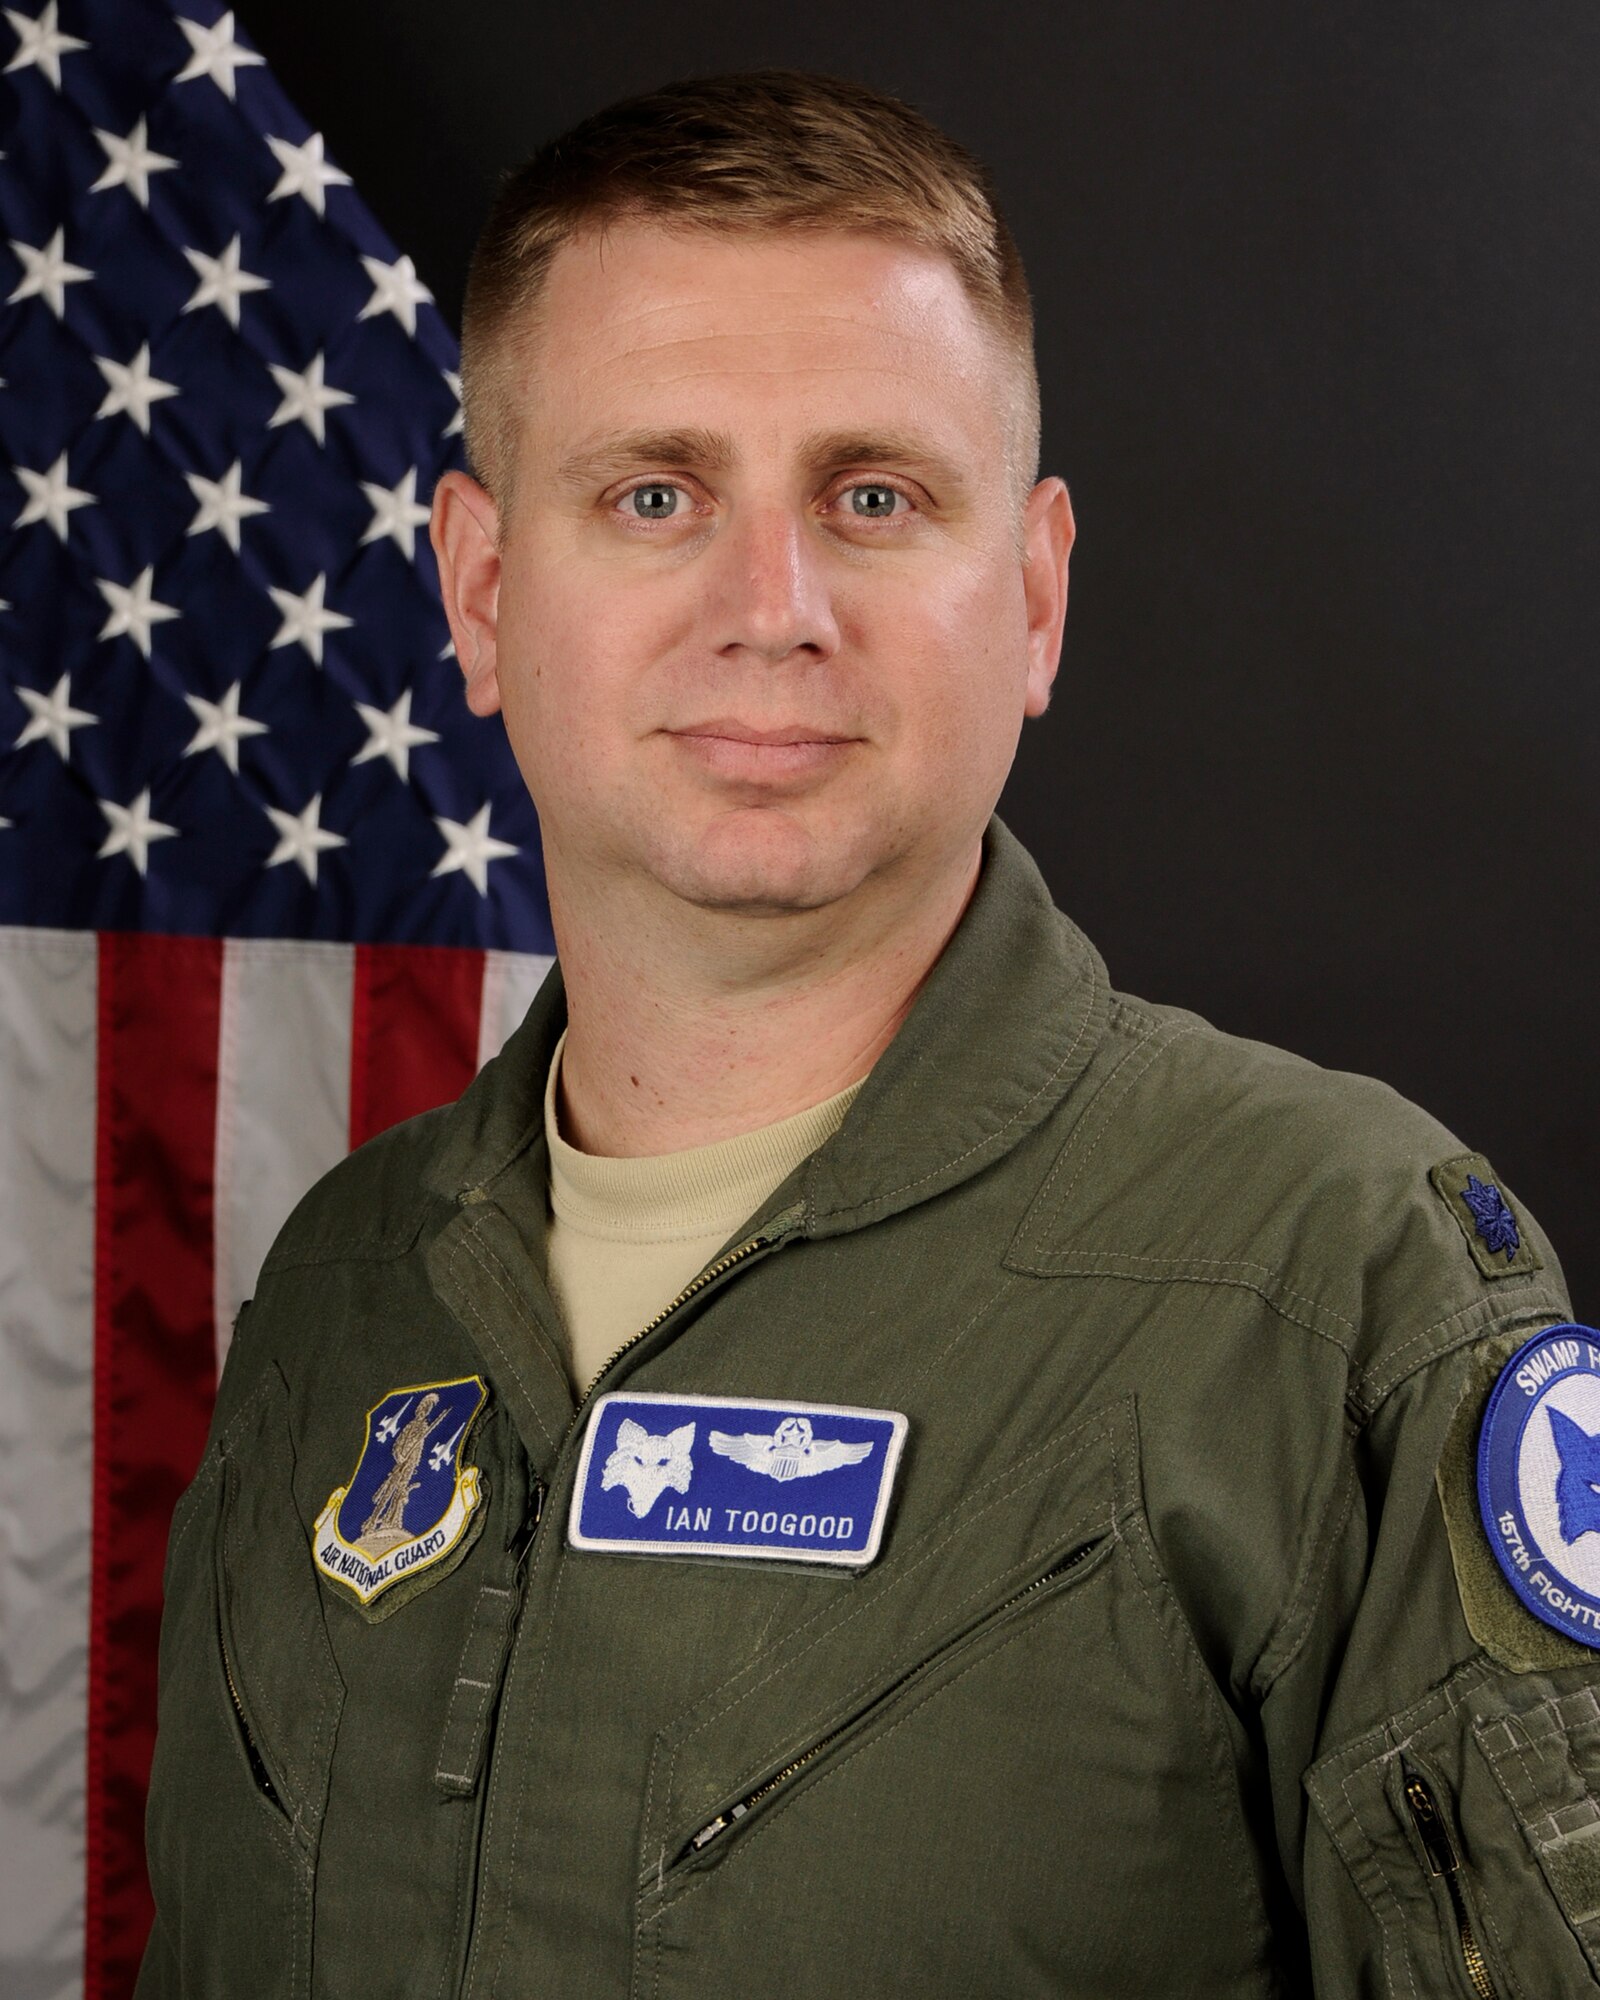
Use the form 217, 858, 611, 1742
460, 70, 1040, 514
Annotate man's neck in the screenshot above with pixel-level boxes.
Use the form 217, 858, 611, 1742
550, 844, 981, 1158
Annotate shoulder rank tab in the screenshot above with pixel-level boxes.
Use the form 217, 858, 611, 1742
1430, 1152, 1543, 1279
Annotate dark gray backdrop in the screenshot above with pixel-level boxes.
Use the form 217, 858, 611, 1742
242, 0, 1599, 1311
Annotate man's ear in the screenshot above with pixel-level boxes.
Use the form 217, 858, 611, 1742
1020, 476, 1075, 718
430, 469, 504, 716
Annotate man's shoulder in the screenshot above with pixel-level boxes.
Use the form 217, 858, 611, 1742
258, 1101, 460, 1277
1095, 985, 1460, 1176
1014, 984, 1569, 1398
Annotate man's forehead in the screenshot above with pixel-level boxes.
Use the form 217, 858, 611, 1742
531, 221, 991, 381
523, 221, 1007, 467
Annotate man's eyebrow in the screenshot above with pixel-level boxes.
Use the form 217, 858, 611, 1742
556, 427, 734, 487
796, 430, 970, 496
556, 425, 971, 498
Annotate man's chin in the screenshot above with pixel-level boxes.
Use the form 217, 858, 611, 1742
651, 809, 876, 918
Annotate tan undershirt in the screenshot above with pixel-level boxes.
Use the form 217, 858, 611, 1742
543, 1034, 863, 1391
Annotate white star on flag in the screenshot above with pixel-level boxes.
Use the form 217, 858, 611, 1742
352, 688, 439, 783
359, 252, 432, 337
268, 574, 352, 665
183, 683, 267, 774
94, 344, 180, 433
443, 369, 463, 438
97, 790, 178, 875
14, 672, 95, 758
265, 131, 350, 216
184, 461, 269, 551
267, 352, 354, 444
360, 468, 431, 559
431, 804, 518, 896
182, 235, 270, 328
13, 450, 94, 539
3, 2, 85, 89
96, 567, 181, 658
263, 794, 346, 883
7, 226, 91, 316
173, 9, 264, 100
91, 118, 178, 205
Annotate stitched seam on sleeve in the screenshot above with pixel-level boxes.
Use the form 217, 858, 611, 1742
1354, 1293, 1571, 1412
1253, 1445, 1359, 1701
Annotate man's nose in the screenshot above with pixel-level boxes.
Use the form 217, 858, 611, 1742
709, 504, 841, 665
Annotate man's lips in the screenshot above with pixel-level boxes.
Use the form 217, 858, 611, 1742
662, 721, 861, 782
668, 721, 857, 747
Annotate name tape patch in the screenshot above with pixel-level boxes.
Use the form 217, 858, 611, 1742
1479, 1324, 1600, 1648
569, 1391, 908, 1568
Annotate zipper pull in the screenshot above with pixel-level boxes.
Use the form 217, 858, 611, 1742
689, 1801, 750, 1852
1404, 1773, 1460, 1877
512, 1479, 546, 1572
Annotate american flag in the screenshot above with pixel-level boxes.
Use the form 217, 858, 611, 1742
0, 5, 554, 1993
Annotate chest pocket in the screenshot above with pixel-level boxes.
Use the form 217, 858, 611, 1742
144, 1365, 345, 2000
635, 1397, 1275, 2000
217, 1370, 346, 1843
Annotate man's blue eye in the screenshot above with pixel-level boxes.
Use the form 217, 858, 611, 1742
849, 485, 900, 517
630, 484, 680, 519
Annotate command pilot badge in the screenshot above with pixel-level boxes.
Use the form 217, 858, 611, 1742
569, 1391, 907, 1567
313, 1376, 488, 1612
1478, 1325, 1600, 1648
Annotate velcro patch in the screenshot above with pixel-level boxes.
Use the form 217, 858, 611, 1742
1478, 1325, 1600, 1649
1431, 1151, 1543, 1279
568, 1391, 907, 1568
313, 1375, 487, 1611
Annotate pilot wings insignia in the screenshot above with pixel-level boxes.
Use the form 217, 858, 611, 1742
709, 1414, 874, 1484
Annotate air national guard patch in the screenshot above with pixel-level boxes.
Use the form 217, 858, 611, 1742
569, 1391, 908, 1568
1478, 1326, 1600, 1648
313, 1376, 488, 1612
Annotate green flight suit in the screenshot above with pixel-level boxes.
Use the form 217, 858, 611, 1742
139, 820, 1600, 1998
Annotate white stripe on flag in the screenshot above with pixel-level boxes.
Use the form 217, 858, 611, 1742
0, 927, 98, 2000
478, 949, 554, 1071
213, 939, 355, 1369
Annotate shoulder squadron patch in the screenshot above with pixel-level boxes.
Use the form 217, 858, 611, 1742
1430, 1151, 1543, 1279
313, 1377, 488, 1612
569, 1391, 907, 1567
1478, 1326, 1600, 1648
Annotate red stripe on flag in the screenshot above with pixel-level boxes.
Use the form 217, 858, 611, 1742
349, 943, 486, 1147
86, 934, 224, 1999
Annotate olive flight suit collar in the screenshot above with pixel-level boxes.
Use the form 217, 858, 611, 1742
426, 815, 1110, 1233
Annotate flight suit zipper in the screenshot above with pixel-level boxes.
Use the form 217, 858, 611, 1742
1402, 1769, 1497, 2000
457, 1213, 802, 1997
575, 1207, 805, 1424
679, 1538, 1105, 1860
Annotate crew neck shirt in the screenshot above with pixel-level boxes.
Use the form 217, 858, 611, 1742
543, 1034, 863, 1391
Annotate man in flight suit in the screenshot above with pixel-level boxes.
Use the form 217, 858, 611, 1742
140, 70, 1600, 1998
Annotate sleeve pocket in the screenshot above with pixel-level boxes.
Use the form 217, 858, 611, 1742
1307, 1658, 1600, 1999
1475, 1681, 1600, 1973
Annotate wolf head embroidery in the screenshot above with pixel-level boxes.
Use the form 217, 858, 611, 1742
602, 1419, 696, 1518
1551, 1408, 1600, 1545
709, 1414, 874, 1483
